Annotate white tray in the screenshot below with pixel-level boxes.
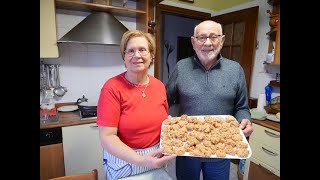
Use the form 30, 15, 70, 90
160, 115, 252, 159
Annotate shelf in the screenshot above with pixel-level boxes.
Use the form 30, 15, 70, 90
55, 0, 147, 18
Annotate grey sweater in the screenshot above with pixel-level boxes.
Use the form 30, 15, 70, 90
166, 55, 251, 162
166, 54, 251, 123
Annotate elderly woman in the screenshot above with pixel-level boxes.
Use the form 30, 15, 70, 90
97, 30, 176, 180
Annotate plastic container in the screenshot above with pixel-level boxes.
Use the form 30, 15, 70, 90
265, 84, 273, 106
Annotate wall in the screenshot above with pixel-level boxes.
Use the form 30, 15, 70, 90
41, 9, 154, 104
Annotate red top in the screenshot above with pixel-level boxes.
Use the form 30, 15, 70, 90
97, 72, 168, 148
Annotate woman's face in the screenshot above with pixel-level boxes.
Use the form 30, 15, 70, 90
124, 37, 152, 73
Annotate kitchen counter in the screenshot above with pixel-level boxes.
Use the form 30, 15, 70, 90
252, 119, 280, 132
40, 110, 96, 129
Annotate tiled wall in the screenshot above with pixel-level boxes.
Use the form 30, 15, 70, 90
41, 0, 280, 104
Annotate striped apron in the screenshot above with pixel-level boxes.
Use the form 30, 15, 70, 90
103, 143, 160, 180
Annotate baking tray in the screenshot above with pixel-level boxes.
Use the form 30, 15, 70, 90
160, 115, 252, 159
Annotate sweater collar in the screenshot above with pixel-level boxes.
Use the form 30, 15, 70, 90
193, 54, 223, 71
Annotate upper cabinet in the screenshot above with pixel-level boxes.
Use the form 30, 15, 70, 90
55, 0, 150, 32
265, 0, 280, 65
40, 0, 59, 58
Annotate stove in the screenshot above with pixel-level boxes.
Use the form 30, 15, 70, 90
79, 109, 97, 120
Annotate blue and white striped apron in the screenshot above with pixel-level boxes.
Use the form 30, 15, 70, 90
103, 143, 160, 180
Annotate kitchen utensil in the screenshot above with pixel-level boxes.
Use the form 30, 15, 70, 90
53, 64, 67, 97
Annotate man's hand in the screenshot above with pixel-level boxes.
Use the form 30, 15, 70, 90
240, 119, 253, 137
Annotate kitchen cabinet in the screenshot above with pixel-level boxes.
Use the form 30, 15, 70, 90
55, 0, 150, 32
40, 0, 59, 58
62, 123, 105, 180
265, 0, 280, 65
40, 143, 65, 180
243, 122, 280, 180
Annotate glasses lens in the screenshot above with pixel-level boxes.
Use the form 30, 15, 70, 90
126, 49, 149, 56
196, 35, 220, 43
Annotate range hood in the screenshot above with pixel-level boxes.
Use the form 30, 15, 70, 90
58, 12, 128, 45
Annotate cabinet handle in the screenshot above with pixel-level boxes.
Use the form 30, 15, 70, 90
262, 147, 278, 156
90, 125, 98, 128
264, 130, 280, 138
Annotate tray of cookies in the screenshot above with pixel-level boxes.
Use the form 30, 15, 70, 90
160, 115, 252, 159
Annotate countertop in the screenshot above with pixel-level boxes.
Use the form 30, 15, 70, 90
252, 119, 280, 132
40, 110, 96, 129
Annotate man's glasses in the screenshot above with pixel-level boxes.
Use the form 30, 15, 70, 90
194, 34, 223, 43
125, 49, 149, 57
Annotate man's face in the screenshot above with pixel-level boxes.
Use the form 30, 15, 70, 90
191, 21, 225, 64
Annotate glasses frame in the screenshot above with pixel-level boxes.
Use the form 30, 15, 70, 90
194, 34, 223, 43
124, 49, 150, 57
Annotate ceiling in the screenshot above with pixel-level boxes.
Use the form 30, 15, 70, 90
166, 0, 255, 11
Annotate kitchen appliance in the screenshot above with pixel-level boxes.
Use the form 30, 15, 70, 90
58, 12, 128, 45
79, 108, 97, 120
77, 95, 97, 120
40, 127, 65, 180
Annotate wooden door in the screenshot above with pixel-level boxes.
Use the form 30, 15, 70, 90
211, 6, 259, 95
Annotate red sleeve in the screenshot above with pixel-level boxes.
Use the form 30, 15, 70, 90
97, 81, 121, 127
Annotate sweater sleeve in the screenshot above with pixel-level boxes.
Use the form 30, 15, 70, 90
233, 65, 251, 122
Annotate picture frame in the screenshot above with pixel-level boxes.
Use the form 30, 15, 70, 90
179, 0, 194, 3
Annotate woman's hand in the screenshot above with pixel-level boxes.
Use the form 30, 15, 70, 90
140, 148, 176, 168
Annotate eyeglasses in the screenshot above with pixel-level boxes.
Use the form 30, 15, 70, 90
124, 49, 149, 57
194, 34, 223, 43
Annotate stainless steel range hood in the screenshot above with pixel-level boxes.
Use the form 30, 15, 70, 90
57, 12, 128, 45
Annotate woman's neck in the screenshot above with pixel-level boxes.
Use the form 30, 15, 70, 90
125, 72, 149, 86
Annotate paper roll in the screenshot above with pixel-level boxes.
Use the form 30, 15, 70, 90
257, 93, 266, 111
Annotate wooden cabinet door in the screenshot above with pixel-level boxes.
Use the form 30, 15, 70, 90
40, 143, 65, 180
40, 0, 59, 58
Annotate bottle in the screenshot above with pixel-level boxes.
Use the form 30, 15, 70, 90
239, 159, 246, 174
265, 83, 273, 106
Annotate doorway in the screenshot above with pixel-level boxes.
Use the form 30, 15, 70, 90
177, 36, 195, 62
154, 4, 210, 84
